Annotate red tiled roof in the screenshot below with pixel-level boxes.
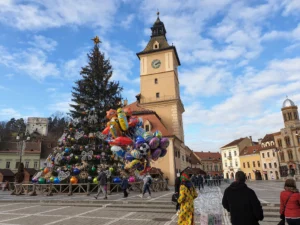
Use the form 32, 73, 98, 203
221, 137, 246, 148
194, 151, 221, 161
240, 145, 261, 156
190, 152, 201, 164
261, 133, 275, 143
125, 102, 171, 136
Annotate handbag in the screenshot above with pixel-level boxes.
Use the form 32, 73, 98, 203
172, 193, 179, 204
278, 193, 294, 225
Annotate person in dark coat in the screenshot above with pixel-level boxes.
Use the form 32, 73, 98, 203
174, 172, 181, 212
94, 169, 107, 200
121, 176, 129, 198
222, 171, 264, 225
199, 175, 204, 190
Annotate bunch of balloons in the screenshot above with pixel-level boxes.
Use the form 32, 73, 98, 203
103, 108, 169, 174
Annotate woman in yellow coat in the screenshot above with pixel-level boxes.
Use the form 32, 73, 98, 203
178, 172, 198, 225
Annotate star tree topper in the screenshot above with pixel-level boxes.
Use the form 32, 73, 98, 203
92, 36, 101, 44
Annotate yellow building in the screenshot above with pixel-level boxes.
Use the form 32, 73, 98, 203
0, 142, 41, 172
239, 145, 263, 180
125, 13, 201, 185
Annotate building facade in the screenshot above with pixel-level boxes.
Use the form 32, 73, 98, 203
26, 117, 49, 136
259, 134, 281, 180
220, 137, 252, 179
194, 151, 222, 176
240, 145, 262, 180
0, 142, 41, 172
273, 98, 300, 179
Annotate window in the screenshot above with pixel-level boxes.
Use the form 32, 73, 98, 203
288, 150, 293, 160
25, 161, 29, 168
247, 162, 250, 168
288, 112, 292, 120
6, 161, 10, 169
284, 113, 287, 121
273, 151, 275, 157
257, 161, 261, 167
229, 152, 232, 157
225, 162, 227, 167
264, 163, 267, 169
230, 162, 232, 167
280, 152, 285, 161
154, 78, 158, 84
182, 156, 184, 161
294, 112, 298, 120
15, 162, 20, 169
262, 153, 265, 158
214, 165, 218, 171
278, 139, 283, 147
207, 165, 209, 171
145, 125, 150, 132
267, 152, 270, 158
243, 162, 246, 168
269, 163, 272, 168
274, 162, 277, 168
224, 153, 226, 158
156, 92, 160, 98
234, 151, 237, 156
154, 44, 158, 49
285, 137, 291, 147
235, 161, 238, 167
253, 161, 256, 167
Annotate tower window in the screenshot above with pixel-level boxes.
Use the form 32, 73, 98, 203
154, 44, 158, 49
288, 112, 292, 120
284, 113, 287, 121
287, 150, 293, 160
294, 112, 298, 120
156, 92, 160, 98
154, 78, 158, 84
285, 136, 291, 147
145, 125, 150, 132
278, 139, 282, 147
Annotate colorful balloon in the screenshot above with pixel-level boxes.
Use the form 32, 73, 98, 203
38, 177, 46, 184
49, 176, 55, 183
111, 145, 122, 152
117, 108, 129, 131
143, 132, 153, 142
43, 167, 49, 174
110, 136, 133, 146
149, 137, 160, 149
125, 152, 135, 161
128, 116, 138, 127
154, 130, 162, 139
160, 149, 167, 157
130, 149, 141, 159
106, 109, 117, 119
108, 118, 122, 138
54, 177, 60, 184
73, 168, 80, 175
128, 176, 135, 183
102, 126, 110, 135
113, 177, 121, 183
160, 137, 170, 149
152, 148, 162, 161
134, 127, 145, 137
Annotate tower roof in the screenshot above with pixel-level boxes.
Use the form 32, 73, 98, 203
282, 98, 296, 108
136, 12, 181, 65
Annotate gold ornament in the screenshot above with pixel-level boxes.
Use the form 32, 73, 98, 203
92, 36, 101, 44
79, 171, 88, 179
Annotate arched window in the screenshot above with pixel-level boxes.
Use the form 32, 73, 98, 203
274, 162, 277, 168
287, 150, 293, 160
288, 112, 292, 120
224, 153, 226, 158
285, 136, 291, 147
284, 113, 287, 121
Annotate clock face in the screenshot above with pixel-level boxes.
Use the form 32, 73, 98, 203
152, 59, 161, 69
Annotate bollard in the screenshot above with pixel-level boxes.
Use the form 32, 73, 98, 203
47, 183, 53, 196
68, 183, 72, 196
87, 183, 90, 196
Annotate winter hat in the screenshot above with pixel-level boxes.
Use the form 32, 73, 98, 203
180, 172, 190, 182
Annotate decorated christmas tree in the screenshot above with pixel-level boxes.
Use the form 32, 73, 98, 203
32, 37, 124, 184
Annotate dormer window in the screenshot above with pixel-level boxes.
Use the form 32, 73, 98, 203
153, 41, 159, 50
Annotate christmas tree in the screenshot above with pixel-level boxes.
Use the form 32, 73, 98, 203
32, 37, 124, 184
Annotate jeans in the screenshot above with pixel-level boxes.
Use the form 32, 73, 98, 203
143, 184, 151, 196
96, 185, 107, 198
286, 218, 300, 225
199, 183, 204, 189
123, 189, 128, 197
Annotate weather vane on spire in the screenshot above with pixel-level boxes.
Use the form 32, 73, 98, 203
92, 36, 101, 44
157, 9, 159, 17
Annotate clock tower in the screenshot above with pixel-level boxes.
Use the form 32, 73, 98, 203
137, 13, 185, 141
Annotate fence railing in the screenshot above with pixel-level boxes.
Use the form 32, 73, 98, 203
9, 181, 168, 196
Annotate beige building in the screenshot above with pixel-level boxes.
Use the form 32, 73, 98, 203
259, 134, 281, 180
273, 98, 300, 179
125, 14, 201, 185
220, 137, 253, 179
0, 142, 41, 172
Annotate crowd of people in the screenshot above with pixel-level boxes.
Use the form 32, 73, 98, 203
174, 171, 300, 225
190, 174, 223, 188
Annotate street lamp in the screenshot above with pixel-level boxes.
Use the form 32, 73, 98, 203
16, 131, 31, 166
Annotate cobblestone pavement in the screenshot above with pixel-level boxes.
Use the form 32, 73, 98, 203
220, 180, 300, 203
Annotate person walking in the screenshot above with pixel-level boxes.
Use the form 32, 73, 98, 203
175, 173, 181, 213
94, 169, 107, 200
199, 175, 204, 190
121, 175, 129, 198
177, 172, 198, 225
222, 171, 264, 225
279, 179, 300, 225
2, 180, 10, 191
141, 172, 152, 198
